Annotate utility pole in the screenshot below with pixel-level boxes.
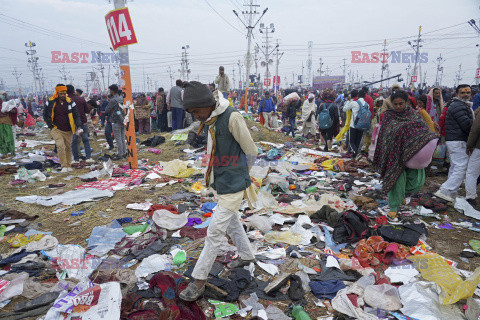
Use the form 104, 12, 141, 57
85, 72, 90, 95
274, 39, 284, 96
341, 58, 347, 80
167, 66, 174, 88
317, 58, 324, 77
258, 22, 275, 91
233, 1, 268, 89
380, 39, 388, 85
232, 66, 236, 90
405, 64, 411, 87
143, 65, 146, 92
237, 60, 243, 89
95, 51, 106, 92
12, 67, 22, 97
25, 41, 40, 97
408, 26, 423, 88
59, 65, 68, 83
179, 45, 190, 81
468, 19, 480, 85
307, 41, 313, 87
325, 66, 330, 77
254, 45, 259, 87
455, 64, 463, 88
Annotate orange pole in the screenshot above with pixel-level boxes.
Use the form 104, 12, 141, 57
120, 65, 138, 169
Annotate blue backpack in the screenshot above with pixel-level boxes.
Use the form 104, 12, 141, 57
318, 103, 333, 130
354, 100, 372, 131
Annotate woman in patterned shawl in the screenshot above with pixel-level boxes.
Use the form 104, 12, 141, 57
373, 90, 438, 221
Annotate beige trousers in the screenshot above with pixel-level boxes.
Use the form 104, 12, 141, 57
51, 128, 73, 168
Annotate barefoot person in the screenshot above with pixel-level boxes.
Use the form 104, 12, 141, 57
179, 81, 257, 302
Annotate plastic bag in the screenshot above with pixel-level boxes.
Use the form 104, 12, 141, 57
257, 188, 278, 210
244, 215, 273, 233
283, 92, 300, 103
264, 173, 289, 192
432, 143, 446, 166
321, 158, 345, 172
364, 284, 402, 311
160, 159, 198, 178
409, 253, 480, 304
152, 210, 188, 230
264, 231, 301, 245
135, 254, 171, 278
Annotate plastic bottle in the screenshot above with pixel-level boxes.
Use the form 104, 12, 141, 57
292, 305, 312, 320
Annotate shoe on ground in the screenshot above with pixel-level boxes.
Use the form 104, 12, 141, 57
387, 211, 399, 223
264, 273, 291, 294
179, 282, 205, 302
467, 198, 478, 209
227, 258, 255, 269
111, 155, 121, 161
434, 190, 454, 203
60, 167, 69, 173
108, 146, 115, 151
71, 160, 79, 164
85, 158, 95, 163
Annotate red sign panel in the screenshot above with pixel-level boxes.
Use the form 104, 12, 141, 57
92, 88, 99, 95
105, 7, 138, 50
476, 68, 480, 79
410, 76, 417, 83
264, 78, 271, 86
272, 76, 280, 85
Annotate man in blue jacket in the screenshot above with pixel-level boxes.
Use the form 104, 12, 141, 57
257, 91, 275, 129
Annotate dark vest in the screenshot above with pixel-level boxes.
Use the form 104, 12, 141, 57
206, 106, 252, 194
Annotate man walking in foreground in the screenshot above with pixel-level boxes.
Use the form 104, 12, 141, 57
179, 81, 257, 301
435, 84, 473, 202
44, 84, 82, 172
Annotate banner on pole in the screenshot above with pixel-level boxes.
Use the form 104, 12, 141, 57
475, 68, 480, 79
105, 7, 138, 50
411, 75, 417, 83
264, 78, 271, 86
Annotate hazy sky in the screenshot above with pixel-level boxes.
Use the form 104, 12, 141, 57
0, 0, 479, 94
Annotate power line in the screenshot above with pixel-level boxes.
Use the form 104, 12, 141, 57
203, 0, 244, 34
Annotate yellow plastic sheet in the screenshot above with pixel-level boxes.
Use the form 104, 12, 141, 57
321, 159, 345, 172
409, 253, 480, 304
7, 233, 44, 248
264, 231, 302, 245
160, 159, 199, 178
335, 109, 352, 141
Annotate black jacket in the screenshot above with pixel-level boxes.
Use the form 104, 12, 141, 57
44, 98, 82, 133
445, 98, 473, 142
286, 101, 297, 119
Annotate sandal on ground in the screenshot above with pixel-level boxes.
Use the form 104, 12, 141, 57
387, 212, 398, 222
179, 282, 205, 302
227, 257, 255, 269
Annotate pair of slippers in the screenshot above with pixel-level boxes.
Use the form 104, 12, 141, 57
264, 273, 305, 301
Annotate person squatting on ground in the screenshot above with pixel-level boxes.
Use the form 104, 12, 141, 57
374, 90, 439, 221
178, 81, 257, 302
44, 84, 82, 172
435, 84, 473, 203
105, 84, 127, 160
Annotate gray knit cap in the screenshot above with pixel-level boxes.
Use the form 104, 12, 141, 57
182, 81, 216, 110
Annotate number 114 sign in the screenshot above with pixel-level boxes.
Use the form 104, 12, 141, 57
105, 7, 138, 50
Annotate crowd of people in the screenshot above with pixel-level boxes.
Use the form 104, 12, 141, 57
1, 67, 480, 214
